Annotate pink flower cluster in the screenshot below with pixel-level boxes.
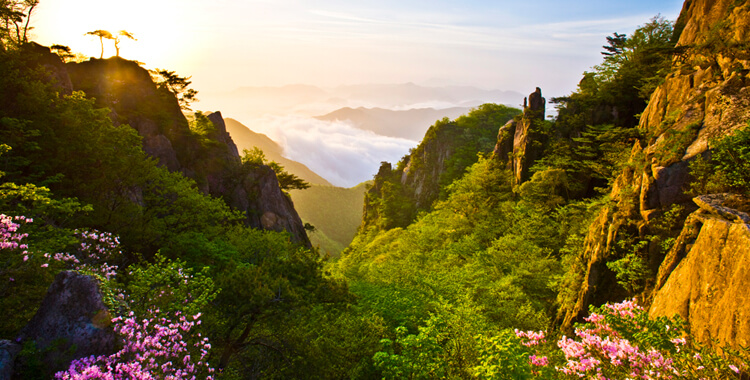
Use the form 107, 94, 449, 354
556, 300, 679, 378
516, 330, 550, 369
2, 215, 121, 279
55, 311, 215, 380
515, 329, 546, 347
65, 229, 122, 279
1, 214, 34, 280
1, 214, 30, 252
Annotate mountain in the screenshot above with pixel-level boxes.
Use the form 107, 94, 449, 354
223, 117, 363, 256
329, 83, 522, 109
204, 83, 523, 120
315, 106, 472, 141
223, 117, 332, 186
359, 103, 521, 231
340, 1, 750, 374
289, 183, 369, 257
564, 0, 750, 347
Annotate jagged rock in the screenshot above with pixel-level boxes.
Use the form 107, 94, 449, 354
60, 56, 310, 244
245, 166, 311, 246
649, 196, 750, 348
24, 43, 73, 94
399, 125, 455, 209
0, 340, 21, 380
15, 271, 116, 375
527, 87, 546, 117
693, 193, 750, 223
207, 111, 241, 160
563, 0, 750, 329
492, 88, 546, 184
491, 119, 516, 162
652, 212, 703, 291
512, 88, 546, 184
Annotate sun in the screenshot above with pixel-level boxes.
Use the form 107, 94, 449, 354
32, 0, 201, 70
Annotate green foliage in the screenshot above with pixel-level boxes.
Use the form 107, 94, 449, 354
688, 122, 750, 196
439, 104, 522, 191
606, 251, 652, 294
124, 254, 218, 319
242, 148, 310, 191
374, 323, 448, 380
473, 330, 533, 380
149, 68, 199, 110
0, 0, 37, 47
708, 122, 750, 194
362, 104, 520, 232
554, 16, 676, 133
652, 121, 702, 166
518, 169, 569, 210
188, 111, 220, 147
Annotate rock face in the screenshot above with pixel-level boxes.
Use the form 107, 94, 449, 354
0, 341, 21, 380
650, 194, 750, 348
15, 271, 117, 376
563, 0, 750, 330
244, 165, 309, 241
399, 124, 457, 210
58, 55, 310, 245
492, 87, 547, 184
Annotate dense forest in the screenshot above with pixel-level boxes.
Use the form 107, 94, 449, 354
2, 0, 750, 379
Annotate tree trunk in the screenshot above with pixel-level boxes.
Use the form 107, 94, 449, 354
218, 320, 253, 370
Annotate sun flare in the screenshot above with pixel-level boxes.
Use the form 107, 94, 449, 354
33, 0, 200, 69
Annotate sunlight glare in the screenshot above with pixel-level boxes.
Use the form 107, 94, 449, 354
33, 0, 202, 71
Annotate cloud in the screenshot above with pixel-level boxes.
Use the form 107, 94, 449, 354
253, 115, 417, 188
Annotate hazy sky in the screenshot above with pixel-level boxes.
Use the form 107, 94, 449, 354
33, 0, 684, 98
32, 0, 687, 187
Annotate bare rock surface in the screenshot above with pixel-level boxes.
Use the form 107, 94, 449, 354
16, 271, 116, 375
650, 196, 750, 348
0, 341, 21, 380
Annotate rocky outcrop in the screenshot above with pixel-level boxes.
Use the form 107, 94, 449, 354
563, 0, 750, 329
15, 271, 117, 376
55, 55, 310, 245
0, 341, 21, 380
399, 124, 456, 210
492, 87, 547, 184
245, 166, 310, 244
650, 194, 750, 348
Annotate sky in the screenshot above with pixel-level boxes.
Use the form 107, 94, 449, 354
33, 0, 684, 97
31, 0, 686, 187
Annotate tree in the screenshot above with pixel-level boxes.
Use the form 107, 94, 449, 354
241, 148, 310, 191
149, 68, 198, 110
85, 29, 113, 59
50, 44, 74, 61
113, 30, 135, 57
0, 0, 38, 47
601, 32, 626, 56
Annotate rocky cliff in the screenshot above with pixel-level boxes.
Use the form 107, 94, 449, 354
649, 194, 750, 349
492, 87, 547, 184
12, 271, 117, 377
562, 0, 750, 342
361, 103, 519, 231
57, 55, 309, 245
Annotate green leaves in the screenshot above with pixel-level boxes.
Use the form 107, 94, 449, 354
242, 148, 311, 191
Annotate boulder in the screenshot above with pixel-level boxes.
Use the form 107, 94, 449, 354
0, 341, 21, 380
15, 271, 116, 375
650, 195, 750, 348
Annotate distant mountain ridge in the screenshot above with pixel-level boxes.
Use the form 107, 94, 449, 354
315, 106, 472, 141
224, 118, 332, 186
208, 83, 523, 119
223, 117, 369, 256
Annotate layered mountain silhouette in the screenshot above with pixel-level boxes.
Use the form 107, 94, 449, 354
315, 106, 471, 141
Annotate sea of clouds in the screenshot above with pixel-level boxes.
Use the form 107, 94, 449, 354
248, 115, 417, 188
